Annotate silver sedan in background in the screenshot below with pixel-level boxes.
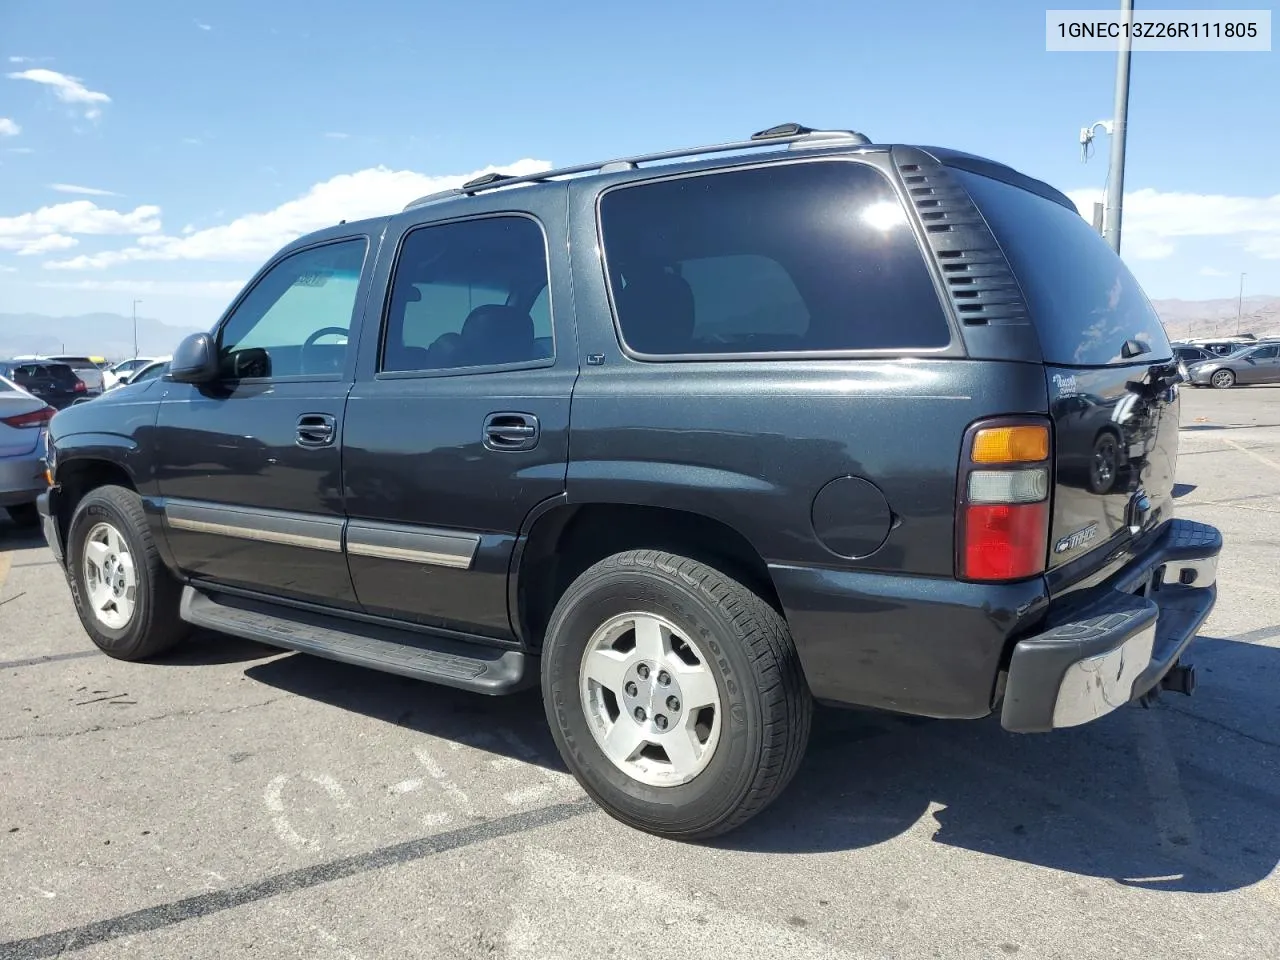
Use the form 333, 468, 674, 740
1187, 341, 1280, 388
0, 374, 53, 526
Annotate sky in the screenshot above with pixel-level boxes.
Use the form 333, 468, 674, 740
0, 0, 1277, 330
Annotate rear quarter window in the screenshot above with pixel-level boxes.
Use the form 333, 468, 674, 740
598, 160, 951, 357
954, 169, 1171, 367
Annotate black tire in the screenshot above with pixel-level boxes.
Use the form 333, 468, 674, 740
1211, 369, 1236, 389
1089, 432, 1120, 494
5, 503, 39, 527
541, 549, 812, 840
66, 484, 189, 661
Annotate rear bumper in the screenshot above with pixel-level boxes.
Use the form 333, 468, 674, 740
1000, 519, 1221, 733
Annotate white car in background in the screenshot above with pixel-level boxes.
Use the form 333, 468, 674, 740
108, 356, 170, 388
120, 358, 171, 386
108, 356, 160, 384
0, 373, 54, 526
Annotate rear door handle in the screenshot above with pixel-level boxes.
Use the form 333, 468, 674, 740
297, 413, 336, 448
483, 412, 539, 452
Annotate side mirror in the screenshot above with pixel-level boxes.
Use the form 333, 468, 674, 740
169, 332, 219, 384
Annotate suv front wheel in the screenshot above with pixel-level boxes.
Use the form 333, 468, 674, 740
541, 549, 811, 839
66, 484, 189, 661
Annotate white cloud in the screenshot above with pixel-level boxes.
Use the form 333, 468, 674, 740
182, 137, 202, 145
0, 117, 19, 136
324, 131, 349, 139
50, 183, 121, 197
0, 200, 161, 256
5, 146, 35, 154
8, 56, 34, 64
7, 68, 111, 121
1068, 187, 1280, 262
0, 265, 17, 273
1199, 266, 1227, 277
196, 21, 212, 31
36, 278, 245, 298
42, 158, 552, 271
8, 234, 79, 256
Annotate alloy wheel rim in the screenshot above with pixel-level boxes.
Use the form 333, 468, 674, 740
82, 521, 137, 630
579, 612, 723, 787
1212, 370, 1233, 387
1093, 439, 1116, 488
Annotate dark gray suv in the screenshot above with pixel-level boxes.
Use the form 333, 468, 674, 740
38, 123, 1222, 839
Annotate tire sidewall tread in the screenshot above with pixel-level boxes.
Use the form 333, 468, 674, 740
542, 549, 811, 840
66, 484, 187, 661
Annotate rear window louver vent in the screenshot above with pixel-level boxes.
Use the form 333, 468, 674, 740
895, 156, 1028, 328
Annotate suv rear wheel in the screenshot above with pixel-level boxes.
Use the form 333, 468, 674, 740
66, 484, 189, 660
541, 549, 811, 839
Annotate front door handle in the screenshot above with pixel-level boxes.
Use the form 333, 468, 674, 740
297, 413, 336, 448
483, 412, 539, 452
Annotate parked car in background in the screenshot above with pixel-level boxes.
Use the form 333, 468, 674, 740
47, 355, 113, 393
0, 373, 54, 526
1172, 344, 1216, 365
108, 356, 162, 384
120, 359, 170, 386
1186, 342, 1280, 388
0, 360, 87, 409
1180, 337, 1258, 357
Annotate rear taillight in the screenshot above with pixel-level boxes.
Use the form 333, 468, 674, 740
73, 380, 87, 392
957, 419, 1052, 582
1, 406, 56, 429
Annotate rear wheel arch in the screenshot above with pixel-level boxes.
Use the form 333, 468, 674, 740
513, 501, 783, 649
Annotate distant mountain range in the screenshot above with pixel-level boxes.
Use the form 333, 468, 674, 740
0, 313, 205, 361
2, 297, 1278, 362
1149, 296, 1280, 342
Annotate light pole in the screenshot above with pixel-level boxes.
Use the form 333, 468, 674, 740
1103, 0, 1134, 254
1077, 0, 1135, 253
131, 299, 142, 358
1236, 273, 1247, 335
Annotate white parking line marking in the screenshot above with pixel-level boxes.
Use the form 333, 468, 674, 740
390, 778, 424, 794
503, 783, 556, 806
415, 748, 470, 807
1223, 437, 1280, 473
264, 775, 308, 849
264, 773, 352, 849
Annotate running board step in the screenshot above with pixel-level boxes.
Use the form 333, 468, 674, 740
179, 587, 531, 694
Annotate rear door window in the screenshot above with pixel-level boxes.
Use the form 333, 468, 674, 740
598, 161, 951, 357
954, 169, 1171, 367
380, 215, 551, 373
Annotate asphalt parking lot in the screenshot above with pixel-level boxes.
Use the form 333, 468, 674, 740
1, 385, 1277, 960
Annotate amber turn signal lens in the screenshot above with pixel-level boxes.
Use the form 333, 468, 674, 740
971, 425, 1049, 464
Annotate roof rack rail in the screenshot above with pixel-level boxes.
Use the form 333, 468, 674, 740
402, 122, 872, 210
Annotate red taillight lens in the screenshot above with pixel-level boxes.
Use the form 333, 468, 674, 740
961, 502, 1050, 580
1, 406, 56, 429
73, 381, 87, 392
956, 417, 1053, 582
